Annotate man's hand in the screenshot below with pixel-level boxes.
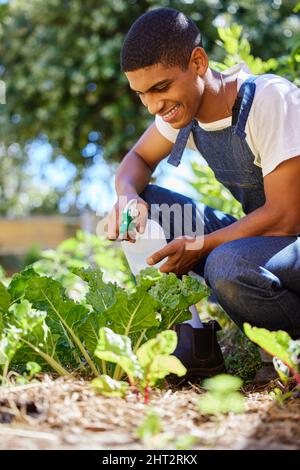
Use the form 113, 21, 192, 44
106, 194, 149, 242
147, 236, 205, 275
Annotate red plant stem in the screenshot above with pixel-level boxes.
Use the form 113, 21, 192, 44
144, 384, 150, 404
128, 377, 139, 397
291, 369, 300, 385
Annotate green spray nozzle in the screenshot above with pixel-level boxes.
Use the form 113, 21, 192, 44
119, 200, 139, 236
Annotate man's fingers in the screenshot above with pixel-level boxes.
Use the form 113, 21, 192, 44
147, 242, 176, 265
105, 204, 121, 240
107, 197, 148, 241
107, 216, 119, 239
136, 203, 149, 234
159, 262, 173, 274
127, 228, 137, 242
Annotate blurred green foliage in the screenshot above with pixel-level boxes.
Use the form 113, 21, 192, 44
0, 265, 6, 283
0, 229, 133, 293
0, 0, 299, 217
212, 20, 299, 84
221, 327, 263, 383
31, 230, 133, 299
0, 0, 299, 167
197, 373, 245, 415
0, 143, 62, 216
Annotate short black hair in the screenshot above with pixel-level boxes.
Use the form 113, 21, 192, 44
121, 7, 203, 72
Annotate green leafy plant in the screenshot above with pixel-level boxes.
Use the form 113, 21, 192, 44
136, 410, 162, 443
211, 22, 299, 88
0, 266, 209, 385
244, 323, 300, 385
8, 361, 43, 386
198, 374, 245, 415
25, 361, 42, 380
269, 387, 293, 405
221, 327, 262, 383
33, 230, 133, 298
0, 299, 71, 383
75, 266, 209, 357
136, 410, 198, 450
212, 24, 278, 75
91, 374, 129, 398
93, 328, 186, 402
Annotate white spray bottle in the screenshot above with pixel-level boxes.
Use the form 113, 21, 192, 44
120, 200, 203, 328
120, 200, 167, 275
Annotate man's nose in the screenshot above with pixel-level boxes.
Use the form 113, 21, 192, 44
142, 95, 163, 115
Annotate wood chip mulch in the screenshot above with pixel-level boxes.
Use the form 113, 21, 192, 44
0, 376, 299, 450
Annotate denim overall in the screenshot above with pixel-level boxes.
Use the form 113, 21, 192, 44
140, 76, 300, 338
167, 76, 265, 215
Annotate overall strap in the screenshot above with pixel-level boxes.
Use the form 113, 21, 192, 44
167, 75, 258, 167
232, 75, 257, 139
167, 119, 195, 167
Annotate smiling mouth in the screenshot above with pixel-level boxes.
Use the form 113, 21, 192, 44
161, 104, 180, 120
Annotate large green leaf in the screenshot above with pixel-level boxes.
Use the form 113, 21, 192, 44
0, 282, 10, 312
136, 330, 178, 365
9, 299, 46, 334
244, 323, 298, 370
0, 300, 46, 368
25, 276, 90, 335
136, 331, 186, 386
106, 287, 159, 336
149, 272, 209, 329
135, 267, 164, 289
77, 267, 209, 346
79, 267, 182, 338
74, 267, 119, 315
7, 300, 69, 375
8, 267, 38, 301
0, 299, 69, 376
150, 273, 210, 310
0, 328, 21, 366
24, 275, 98, 375
94, 327, 142, 381
74, 267, 123, 353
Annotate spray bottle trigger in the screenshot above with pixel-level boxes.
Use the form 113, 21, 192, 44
119, 200, 139, 236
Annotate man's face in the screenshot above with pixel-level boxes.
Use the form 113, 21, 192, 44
125, 60, 204, 129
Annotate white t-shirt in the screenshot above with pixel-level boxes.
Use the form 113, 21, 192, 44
155, 62, 300, 177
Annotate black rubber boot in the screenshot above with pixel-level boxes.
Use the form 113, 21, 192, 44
167, 321, 226, 386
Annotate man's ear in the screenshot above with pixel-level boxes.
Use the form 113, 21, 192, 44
190, 47, 208, 76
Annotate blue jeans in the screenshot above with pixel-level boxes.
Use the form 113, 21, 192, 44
140, 184, 300, 339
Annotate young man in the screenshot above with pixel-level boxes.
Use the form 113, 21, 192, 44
107, 7, 300, 382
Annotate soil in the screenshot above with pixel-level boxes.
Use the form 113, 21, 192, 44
0, 375, 299, 450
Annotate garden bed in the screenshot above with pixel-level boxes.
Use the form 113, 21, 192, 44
0, 376, 299, 450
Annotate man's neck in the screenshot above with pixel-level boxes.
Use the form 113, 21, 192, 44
195, 68, 238, 123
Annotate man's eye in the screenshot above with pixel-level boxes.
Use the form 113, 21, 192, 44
156, 86, 169, 93
135, 86, 169, 97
